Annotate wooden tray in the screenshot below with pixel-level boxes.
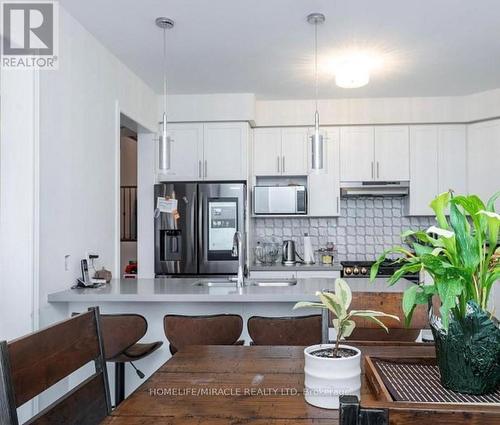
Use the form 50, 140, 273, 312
361, 356, 500, 424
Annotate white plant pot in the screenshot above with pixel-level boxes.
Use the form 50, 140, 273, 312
303, 344, 361, 409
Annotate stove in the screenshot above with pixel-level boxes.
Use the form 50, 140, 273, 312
341, 260, 420, 282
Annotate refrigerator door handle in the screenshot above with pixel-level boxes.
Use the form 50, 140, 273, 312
198, 190, 204, 269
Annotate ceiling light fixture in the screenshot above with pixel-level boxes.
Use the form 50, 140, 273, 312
335, 58, 370, 89
156, 17, 174, 172
307, 12, 326, 174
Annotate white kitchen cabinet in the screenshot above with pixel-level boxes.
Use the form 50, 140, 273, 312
159, 122, 248, 182
281, 128, 308, 175
252, 128, 282, 175
340, 126, 410, 182
340, 127, 374, 181
165, 123, 204, 180
438, 125, 467, 194
252, 127, 308, 177
308, 128, 341, 216
467, 120, 500, 209
408, 126, 439, 215
375, 126, 410, 180
203, 122, 248, 180
408, 124, 467, 216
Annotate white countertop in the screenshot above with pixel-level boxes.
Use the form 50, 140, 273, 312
47, 277, 413, 303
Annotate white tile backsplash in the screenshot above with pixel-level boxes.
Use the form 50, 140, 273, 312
251, 196, 435, 261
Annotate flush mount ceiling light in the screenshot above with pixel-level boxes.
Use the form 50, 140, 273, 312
335, 58, 371, 89
307, 12, 326, 174
156, 17, 174, 172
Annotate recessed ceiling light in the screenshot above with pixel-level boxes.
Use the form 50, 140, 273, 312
335, 59, 370, 88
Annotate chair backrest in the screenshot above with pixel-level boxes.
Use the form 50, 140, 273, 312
99, 314, 147, 360
322, 292, 428, 343
0, 308, 111, 425
248, 315, 322, 346
164, 314, 243, 354
71, 312, 148, 360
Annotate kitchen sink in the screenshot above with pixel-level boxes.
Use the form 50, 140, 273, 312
249, 280, 297, 287
193, 280, 238, 287
193, 279, 298, 287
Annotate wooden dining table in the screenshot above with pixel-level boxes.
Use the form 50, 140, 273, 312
100, 342, 496, 425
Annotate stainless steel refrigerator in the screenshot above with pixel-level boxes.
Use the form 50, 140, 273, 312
154, 182, 246, 276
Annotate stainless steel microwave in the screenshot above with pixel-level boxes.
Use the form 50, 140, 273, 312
253, 185, 307, 215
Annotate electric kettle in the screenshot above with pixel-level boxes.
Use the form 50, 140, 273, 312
282, 240, 297, 265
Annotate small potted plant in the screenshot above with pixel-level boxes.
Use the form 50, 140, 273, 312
371, 191, 500, 394
294, 278, 399, 409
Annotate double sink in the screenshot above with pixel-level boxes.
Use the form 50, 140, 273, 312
194, 279, 297, 288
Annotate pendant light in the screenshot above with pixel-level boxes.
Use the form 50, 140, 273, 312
307, 13, 326, 174
156, 17, 174, 172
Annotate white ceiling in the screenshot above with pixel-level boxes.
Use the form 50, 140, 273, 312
60, 0, 500, 100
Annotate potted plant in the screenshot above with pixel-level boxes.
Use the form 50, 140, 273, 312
371, 191, 500, 395
294, 278, 399, 409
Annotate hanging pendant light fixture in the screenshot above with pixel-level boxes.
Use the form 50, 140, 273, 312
156, 17, 174, 172
307, 13, 326, 174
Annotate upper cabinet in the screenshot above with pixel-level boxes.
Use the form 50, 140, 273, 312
281, 128, 308, 175
252, 128, 282, 176
467, 120, 500, 209
160, 122, 248, 181
339, 127, 374, 181
166, 123, 204, 180
252, 127, 308, 176
374, 126, 410, 180
339, 126, 409, 181
408, 125, 467, 215
204, 123, 248, 180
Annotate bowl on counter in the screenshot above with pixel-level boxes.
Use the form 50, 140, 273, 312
254, 242, 281, 265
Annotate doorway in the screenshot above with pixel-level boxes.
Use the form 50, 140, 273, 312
120, 116, 138, 277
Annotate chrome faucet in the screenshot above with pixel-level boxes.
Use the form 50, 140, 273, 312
231, 231, 245, 287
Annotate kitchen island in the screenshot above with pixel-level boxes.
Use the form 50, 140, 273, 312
48, 276, 413, 401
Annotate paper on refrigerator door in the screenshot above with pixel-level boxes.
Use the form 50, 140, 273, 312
157, 197, 178, 213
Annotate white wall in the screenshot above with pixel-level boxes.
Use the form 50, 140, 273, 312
0, 70, 39, 342
35, 6, 157, 331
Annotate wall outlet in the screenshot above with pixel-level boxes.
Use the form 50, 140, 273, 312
64, 255, 70, 272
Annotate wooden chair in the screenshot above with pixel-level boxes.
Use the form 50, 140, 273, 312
322, 292, 428, 343
248, 315, 322, 346
0, 307, 111, 425
100, 314, 163, 407
163, 314, 244, 354
72, 312, 163, 407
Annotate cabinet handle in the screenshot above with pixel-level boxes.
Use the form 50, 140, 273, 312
371, 162, 374, 179
277, 156, 280, 173
198, 160, 202, 178
282, 156, 286, 173
377, 161, 380, 179
204, 160, 208, 178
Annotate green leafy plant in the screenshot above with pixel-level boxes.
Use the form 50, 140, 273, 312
293, 278, 399, 357
371, 191, 500, 329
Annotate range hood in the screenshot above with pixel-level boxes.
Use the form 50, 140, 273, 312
340, 181, 409, 196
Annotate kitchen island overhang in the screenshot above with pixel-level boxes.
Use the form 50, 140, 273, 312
47, 277, 413, 303
47, 277, 415, 403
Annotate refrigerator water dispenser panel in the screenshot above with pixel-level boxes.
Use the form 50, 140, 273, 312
161, 229, 182, 261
